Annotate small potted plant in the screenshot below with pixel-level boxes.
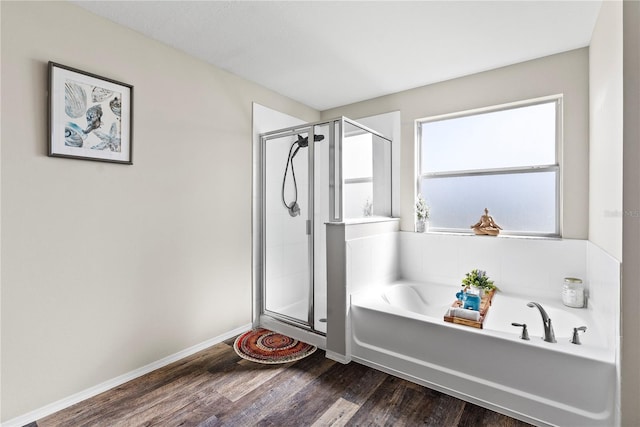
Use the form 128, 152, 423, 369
415, 194, 430, 232
461, 269, 497, 296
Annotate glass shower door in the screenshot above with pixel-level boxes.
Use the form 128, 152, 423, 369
262, 129, 313, 327
258, 117, 388, 334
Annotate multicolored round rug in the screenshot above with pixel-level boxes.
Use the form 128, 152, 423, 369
233, 328, 317, 364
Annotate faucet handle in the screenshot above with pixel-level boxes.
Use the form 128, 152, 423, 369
570, 326, 587, 345
511, 322, 530, 340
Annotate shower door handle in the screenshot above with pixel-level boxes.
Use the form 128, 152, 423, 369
306, 220, 311, 235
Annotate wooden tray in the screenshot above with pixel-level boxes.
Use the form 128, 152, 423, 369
443, 289, 495, 329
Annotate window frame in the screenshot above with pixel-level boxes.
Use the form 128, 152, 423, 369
415, 95, 563, 237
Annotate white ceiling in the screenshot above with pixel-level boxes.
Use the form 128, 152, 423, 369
73, 1, 602, 111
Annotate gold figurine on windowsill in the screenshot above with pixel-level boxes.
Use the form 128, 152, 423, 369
471, 208, 502, 236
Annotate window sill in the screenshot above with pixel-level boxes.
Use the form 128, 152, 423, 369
408, 230, 562, 241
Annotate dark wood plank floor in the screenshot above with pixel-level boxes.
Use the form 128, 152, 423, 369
35, 337, 532, 427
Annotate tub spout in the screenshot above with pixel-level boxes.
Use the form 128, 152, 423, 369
527, 302, 556, 343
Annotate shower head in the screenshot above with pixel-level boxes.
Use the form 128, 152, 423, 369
295, 134, 325, 148
291, 134, 325, 159
296, 135, 308, 148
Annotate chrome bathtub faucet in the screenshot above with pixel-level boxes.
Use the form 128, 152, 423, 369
527, 302, 556, 343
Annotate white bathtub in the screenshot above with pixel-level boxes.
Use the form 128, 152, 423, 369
350, 281, 617, 427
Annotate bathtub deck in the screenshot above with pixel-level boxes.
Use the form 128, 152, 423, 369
35, 338, 532, 427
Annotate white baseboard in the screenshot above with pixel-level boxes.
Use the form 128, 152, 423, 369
325, 350, 351, 364
1, 323, 252, 427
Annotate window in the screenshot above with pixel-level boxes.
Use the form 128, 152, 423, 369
417, 97, 561, 236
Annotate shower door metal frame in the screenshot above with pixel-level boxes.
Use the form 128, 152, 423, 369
328, 119, 342, 222
256, 116, 392, 335
259, 124, 318, 332
339, 117, 394, 219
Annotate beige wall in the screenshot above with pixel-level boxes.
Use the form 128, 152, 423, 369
4, 0, 636, 424
590, 1, 623, 262
322, 49, 590, 238
0, 1, 319, 421
622, 1, 640, 425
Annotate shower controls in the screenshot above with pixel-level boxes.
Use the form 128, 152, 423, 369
287, 201, 301, 217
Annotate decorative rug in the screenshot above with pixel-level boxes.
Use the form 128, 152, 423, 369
233, 328, 317, 364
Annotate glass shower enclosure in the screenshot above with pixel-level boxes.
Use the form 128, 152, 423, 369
257, 117, 392, 335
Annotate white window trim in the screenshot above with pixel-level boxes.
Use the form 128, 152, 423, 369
415, 95, 563, 237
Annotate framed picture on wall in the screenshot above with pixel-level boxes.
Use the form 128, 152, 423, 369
48, 62, 133, 164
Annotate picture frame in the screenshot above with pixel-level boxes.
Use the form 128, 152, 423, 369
48, 62, 133, 164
